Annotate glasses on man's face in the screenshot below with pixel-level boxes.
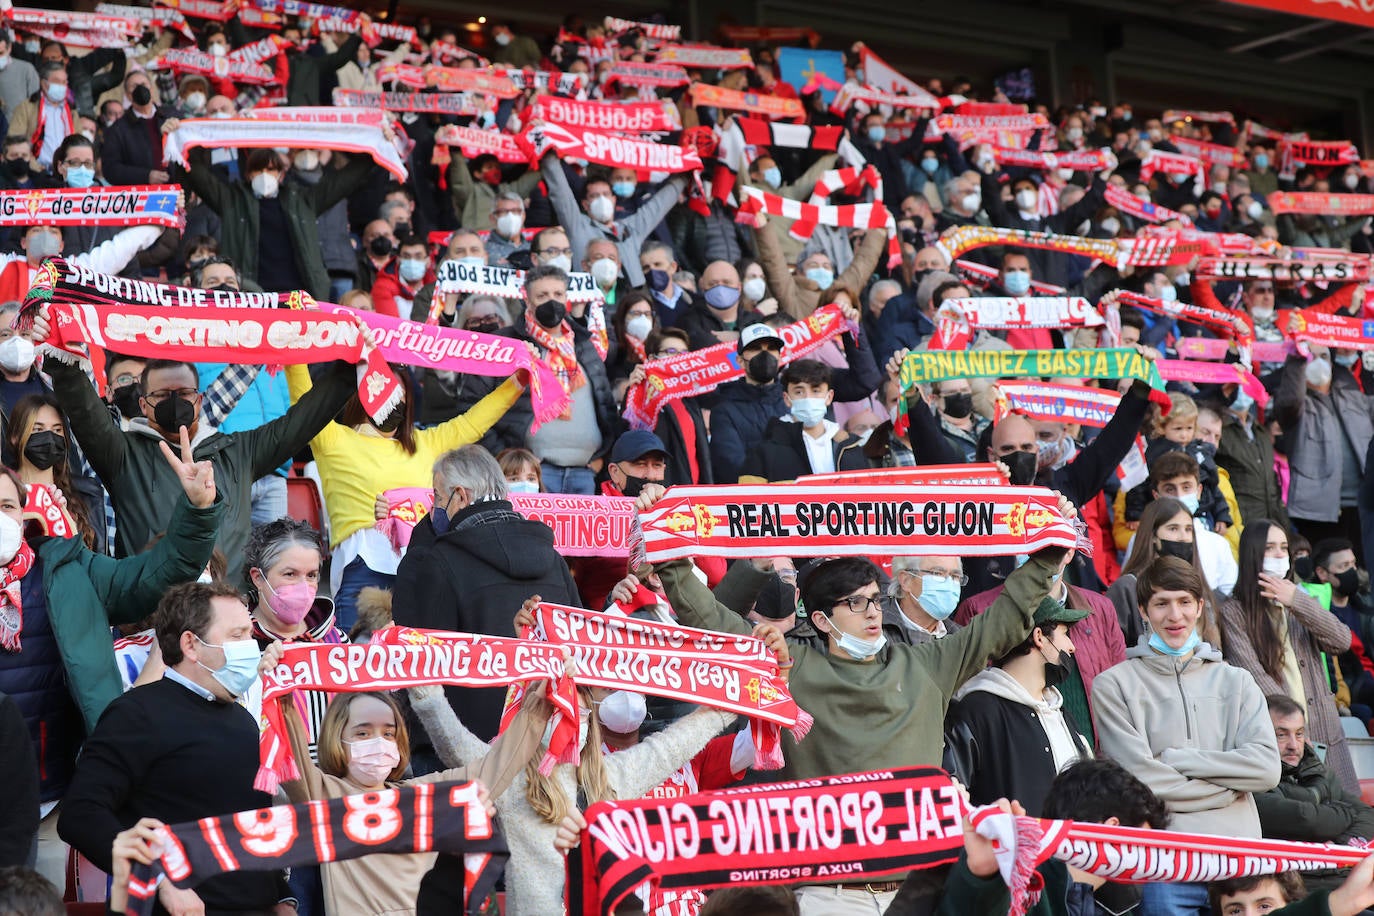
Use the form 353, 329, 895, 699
538, 247, 573, 258
113, 373, 139, 388
145, 388, 199, 403
833, 594, 881, 614
656, 348, 685, 357
918, 569, 969, 587
63, 159, 93, 169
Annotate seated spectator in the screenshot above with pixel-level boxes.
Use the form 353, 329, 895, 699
739, 359, 869, 482
1092, 556, 1279, 915
1257, 694, 1374, 894
945, 596, 1092, 814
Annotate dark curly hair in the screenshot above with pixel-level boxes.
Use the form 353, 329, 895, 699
1042, 758, 1170, 829
242, 517, 324, 608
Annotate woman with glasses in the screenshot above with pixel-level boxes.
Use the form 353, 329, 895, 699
620, 327, 713, 486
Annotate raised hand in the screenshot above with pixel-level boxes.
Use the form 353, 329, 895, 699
158, 426, 215, 508
514, 595, 542, 633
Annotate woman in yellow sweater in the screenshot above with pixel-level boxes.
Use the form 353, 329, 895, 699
287, 363, 524, 629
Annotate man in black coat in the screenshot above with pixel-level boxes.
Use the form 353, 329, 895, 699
392, 445, 580, 742
99, 70, 174, 187
739, 358, 870, 481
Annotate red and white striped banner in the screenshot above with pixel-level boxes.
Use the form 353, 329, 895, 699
804, 465, 1009, 487
734, 118, 844, 152
606, 62, 692, 88
654, 44, 753, 70
0, 185, 182, 228
492, 68, 587, 97
736, 187, 899, 268
433, 125, 525, 163
332, 88, 481, 116
832, 83, 943, 117
604, 16, 681, 41
529, 95, 681, 133
1168, 135, 1246, 168
1139, 148, 1205, 181
992, 382, 1121, 428
1104, 185, 1193, 227
992, 147, 1114, 172
146, 47, 276, 85
1268, 190, 1374, 216
7, 6, 141, 44
689, 83, 803, 120
518, 122, 702, 173
638, 483, 1077, 562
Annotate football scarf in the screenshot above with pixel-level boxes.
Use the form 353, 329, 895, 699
733, 118, 844, 151
992, 382, 1121, 428
689, 84, 803, 120
1139, 149, 1205, 181
333, 88, 482, 117
434, 125, 526, 163
604, 16, 682, 41
509, 494, 636, 558
1168, 135, 1246, 168
530, 95, 682, 133
992, 147, 1114, 172
1156, 359, 1271, 406
654, 45, 753, 70
433, 260, 605, 303
1162, 109, 1236, 126
735, 187, 899, 268
124, 783, 505, 916
0, 186, 182, 228
897, 348, 1167, 404
1284, 306, 1374, 351
1104, 185, 1194, 227
803, 465, 1009, 486
606, 63, 692, 89
1195, 256, 1370, 282
1267, 191, 1374, 216
518, 122, 703, 173
163, 109, 407, 179
146, 48, 276, 85
637, 482, 1078, 562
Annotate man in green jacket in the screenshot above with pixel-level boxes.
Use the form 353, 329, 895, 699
639, 482, 1068, 916
173, 146, 375, 301
32, 303, 358, 562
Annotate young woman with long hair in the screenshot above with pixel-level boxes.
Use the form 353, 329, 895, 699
1108, 496, 1222, 648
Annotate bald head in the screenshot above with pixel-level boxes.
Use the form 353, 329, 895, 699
914, 247, 947, 271
700, 260, 740, 290
990, 413, 1037, 458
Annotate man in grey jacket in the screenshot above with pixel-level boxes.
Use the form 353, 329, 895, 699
540, 150, 687, 288
1092, 556, 1279, 916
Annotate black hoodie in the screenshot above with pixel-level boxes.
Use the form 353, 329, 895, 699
392, 499, 580, 741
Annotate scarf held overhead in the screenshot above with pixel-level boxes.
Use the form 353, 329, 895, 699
622, 304, 849, 429
518, 122, 703, 173
530, 95, 682, 133
898, 347, 1165, 395
124, 782, 505, 916
992, 382, 1122, 428
637, 482, 1077, 562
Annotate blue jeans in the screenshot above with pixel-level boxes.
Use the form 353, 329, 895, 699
329, 275, 355, 303
540, 462, 595, 495
333, 555, 395, 634
1141, 880, 1210, 916
287, 863, 324, 916
250, 475, 288, 527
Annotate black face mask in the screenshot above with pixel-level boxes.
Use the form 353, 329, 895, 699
369, 236, 395, 258
394, 222, 412, 239
23, 429, 65, 471
1042, 646, 1073, 689
746, 351, 778, 384
152, 395, 197, 433
1294, 555, 1316, 582
1003, 449, 1039, 486
1158, 539, 1195, 564
534, 299, 567, 328
5, 158, 29, 178
753, 573, 798, 621
111, 383, 141, 420
942, 392, 973, 419
618, 473, 650, 498
1334, 568, 1361, 598
131, 84, 152, 106
372, 404, 405, 433
466, 317, 503, 335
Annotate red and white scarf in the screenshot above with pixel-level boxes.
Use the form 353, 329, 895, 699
1103, 184, 1194, 227
992, 382, 1121, 427
518, 122, 703, 174
524, 309, 586, 405
146, 48, 276, 86
992, 147, 1113, 172
736, 187, 899, 268
0, 540, 37, 652
1168, 134, 1246, 168
1196, 256, 1370, 283
1139, 148, 1204, 182
0, 186, 183, 228
1162, 108, 1236, 126
530, 95, 682, 133
689, 84, 803, 120
433, 125, 525, 163
332, 88, 481, 117
509, 494, 636, 558
654, 45, 753, 70
606, 63, 692, 89
1267, 191, 1374, 216
604, 16, 682, 41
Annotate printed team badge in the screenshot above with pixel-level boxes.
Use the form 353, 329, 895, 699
662, 504, 720, 539
1002, 502, 1055, 538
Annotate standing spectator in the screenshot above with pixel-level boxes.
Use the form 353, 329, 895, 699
488, 21, 543, 69
33, 40, 123, 118
356, 219, 397, 292
285, 25, 363, 106
391, 445, 580, 741
488, 191, 531, 267
884, 554, 966, 645
294, 148, 358, 302
175, 146, 374, 300
640, 240, 696, 327
0, 30, 38, 123
752, 214, 887, 319
448, 151, 543, 237
58, 582, 294, 916
1092, 556, 1280, 916
852, 106, 928, 213
9, 62, 76, 170
371, 235, 436, 320
625, 328, 714, 487
541, 152, 688, 288
676, 260, 762, 350
1274, 353, 1374, 557
739, 359, 870, 481
1220, 521, 1358, 793
930, 378, 987, 462
0, 690, 37, 868
1217, 383, 1289, 532
99, 70, 173, 186
0, 221, 159, 302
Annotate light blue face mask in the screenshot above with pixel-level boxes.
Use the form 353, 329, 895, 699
1177, 492, 1200, 515
920, 158, 940, 175
1147, 623, 1202, 657
867, 125, 886, 144
196, 635, 262, 697
1232, 387, 1255, 414
912, 574, 960, 621
612, 181, 636, 199
66, 166, 95, 188
824, 613, 887, 659
790, 397, 828, 427
1253, 153, 1270, 171
1003, 270, 1031, 296
507, 480, 540, 494
1158, 284, 1178, 303
762, 166, 782, 189
804, 267, 834, 289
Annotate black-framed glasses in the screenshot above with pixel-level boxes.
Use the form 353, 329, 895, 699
833, 594, 882, 614
537, 246, 573, 258
144, 388, 199, 402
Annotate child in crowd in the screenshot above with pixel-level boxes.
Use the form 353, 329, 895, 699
1120, 392, 1232, 547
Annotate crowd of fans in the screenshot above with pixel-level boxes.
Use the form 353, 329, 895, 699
6, 3, 1374, 916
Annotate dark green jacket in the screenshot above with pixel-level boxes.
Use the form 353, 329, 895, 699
1257, 744, 1374, 844
175, 147, 373, 300
1217, 411, 1288, 530
287, 34, 363, 106
48, 358, 357, 564
44, 493, 223, 732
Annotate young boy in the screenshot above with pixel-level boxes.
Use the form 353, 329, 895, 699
1120, 392, 1233, 544
738, 358, 868, 482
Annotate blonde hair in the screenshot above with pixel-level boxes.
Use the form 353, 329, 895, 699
1150, 391, 1198, 437
316, 692, 411, 784
524, 688, 615, 824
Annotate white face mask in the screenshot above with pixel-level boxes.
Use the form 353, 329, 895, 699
1014, 189, 1038, 212
543, 254, 572, 272
184, 91, 206, 113
344, 736, 400, 786
588, 195, 615, 223
496, 211, 523, 238
45, 82, 66, 104
590, 257, 618, 288
743, 276, 767, 302
293, 150, 319, 172
251, 172, 279, 199
961, 192, 982, 213
1262, 556, 1290, 578
625, 313, 653, 341
596, 690, 647, 734
0, 512, 21, 565
0, 336, 35, 374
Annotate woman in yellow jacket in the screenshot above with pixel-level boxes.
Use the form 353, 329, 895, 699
287, 363, 523, 629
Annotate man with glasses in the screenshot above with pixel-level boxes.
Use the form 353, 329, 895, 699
31, 304, 359, 565
640, 482, 1073, 915
486, 191, 528, 267
886, 555, 967, 644
529, 226, 574, 272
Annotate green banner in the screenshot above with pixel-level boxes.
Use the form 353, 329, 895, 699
898, 348, 1165, 393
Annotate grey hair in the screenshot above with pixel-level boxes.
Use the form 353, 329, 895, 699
524, 264, 569, 293
378, 199, 409, 223
941, 176, 964, 204
868, 279, 901, 307
0, 302, 20, 327
433, 445, 509, 502
640, 239, 674, 262
242, 517, 325, 606
497, 190, 525, 209
455, 294, 510, 329
887, 555, 960, 597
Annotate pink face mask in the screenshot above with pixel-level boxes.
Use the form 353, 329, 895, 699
259, 571, 316, 625
344, 736, 400, 786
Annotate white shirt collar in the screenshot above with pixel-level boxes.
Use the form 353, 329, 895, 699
164, 667, 217, 702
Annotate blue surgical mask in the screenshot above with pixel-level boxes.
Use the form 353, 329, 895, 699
1178, 492, 1200, 515
399, 258, 427, 282
507, 480, 540, 494
1232, 387, 1255, 414
1158, 284, 1177, 303
920, 158, 940, 175
196, 635, 262, 698
867, 125, 886, 144
790, 396, 828, 427
1147, 623, 1202, 658
913, 574, 960, 621
825, 614, 887, 659
762, 166, 782, 189
1336, 352, 1360, 369
1004, 270, 1031, 296
804, 267, 834, 289
1253, 153, 1270, 171
612, 180, 636, 199
66, 166, 95, 188
703, 284, 741, 310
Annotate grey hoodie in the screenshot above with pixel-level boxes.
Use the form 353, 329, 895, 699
1091, 636, 1280, 837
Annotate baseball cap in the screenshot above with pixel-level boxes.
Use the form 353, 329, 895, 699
1033, 596, 1091, 627
610, 429, 668, 464
738, 322, 785, 353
